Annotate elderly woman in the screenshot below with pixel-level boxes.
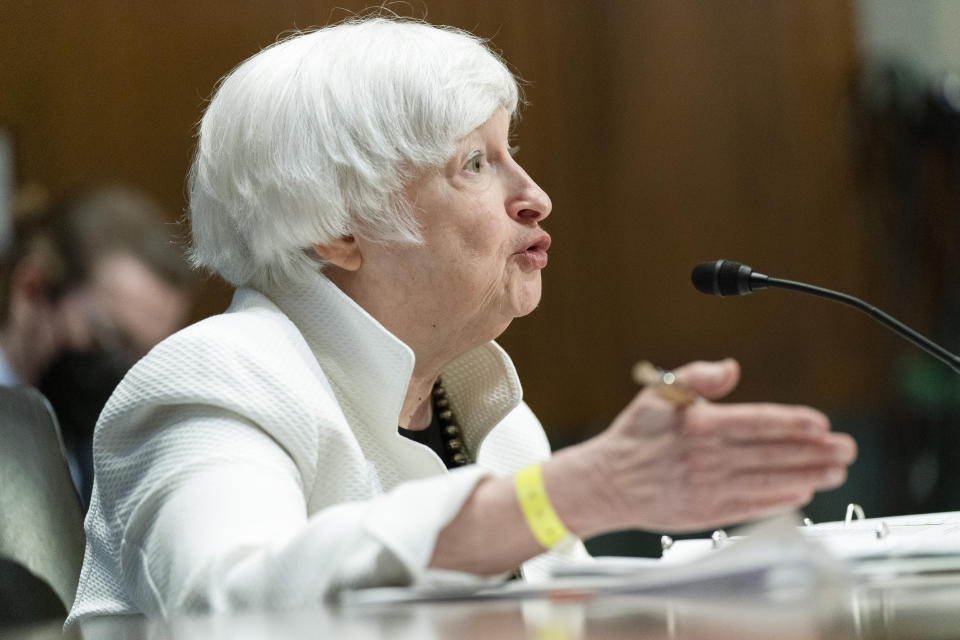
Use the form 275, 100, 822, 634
66, 17, 855, 627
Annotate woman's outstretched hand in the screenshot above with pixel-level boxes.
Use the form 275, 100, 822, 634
433, 358, 857, 575
547, 358, 857, 536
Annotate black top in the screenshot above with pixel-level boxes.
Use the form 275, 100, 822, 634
398, 408, 457, 469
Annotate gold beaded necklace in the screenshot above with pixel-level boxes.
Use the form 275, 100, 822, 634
431, 379, 471, 467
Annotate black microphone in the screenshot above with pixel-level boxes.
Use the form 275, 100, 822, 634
691, 259, 960, 373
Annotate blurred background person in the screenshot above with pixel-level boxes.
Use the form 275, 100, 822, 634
0, 185, 194, 506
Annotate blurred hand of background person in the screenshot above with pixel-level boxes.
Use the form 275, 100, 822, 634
0, 185, 194, 506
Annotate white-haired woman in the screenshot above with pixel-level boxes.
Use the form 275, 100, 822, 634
67, 17, 855, 628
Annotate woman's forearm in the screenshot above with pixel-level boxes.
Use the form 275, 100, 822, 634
429, 360, 858, 575
428, 442, 610, 574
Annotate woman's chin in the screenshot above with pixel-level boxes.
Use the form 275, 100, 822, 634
509, 278, 543, 319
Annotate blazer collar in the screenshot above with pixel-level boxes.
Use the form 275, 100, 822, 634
253, 271, 523, 451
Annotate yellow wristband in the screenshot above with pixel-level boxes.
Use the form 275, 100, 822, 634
515, 463, 570, 549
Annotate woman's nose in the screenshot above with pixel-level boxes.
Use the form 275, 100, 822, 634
508, 164, 552, 223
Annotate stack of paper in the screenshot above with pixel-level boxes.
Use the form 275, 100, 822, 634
341, 511, 960, 606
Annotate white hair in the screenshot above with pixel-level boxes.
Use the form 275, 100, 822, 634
188, 17, 520, 289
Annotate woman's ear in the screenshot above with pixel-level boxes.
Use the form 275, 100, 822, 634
312, 236, 362, 271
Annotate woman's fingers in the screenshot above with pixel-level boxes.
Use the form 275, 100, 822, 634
726, 464, 848, 495
677, 439, 852, 496
682, 404, 857, 471
647, 463, 847, 532
670, 358, 741, 400
683, 402, 830, 441
683, 437, 855, 475
679, 420, 856, 497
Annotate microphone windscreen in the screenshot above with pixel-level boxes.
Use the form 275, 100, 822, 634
691, 261, 721, 295
691, 260, 751, 296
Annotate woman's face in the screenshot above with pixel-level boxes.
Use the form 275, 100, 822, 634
354, 108, 552, 348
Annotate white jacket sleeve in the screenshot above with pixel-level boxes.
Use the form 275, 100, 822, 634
116, 407, 493, 617
69, 303, 580, 626
74, 313, 504, 621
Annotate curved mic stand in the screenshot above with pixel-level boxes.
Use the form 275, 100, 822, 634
691, 259, 960, 374
751, 273, 960, 374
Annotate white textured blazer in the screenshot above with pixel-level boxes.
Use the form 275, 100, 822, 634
67, 272, 585, 629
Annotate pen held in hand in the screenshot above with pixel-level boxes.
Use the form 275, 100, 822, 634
631, 361, 700, 407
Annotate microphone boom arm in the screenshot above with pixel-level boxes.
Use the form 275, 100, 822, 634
752, 273, 960, 374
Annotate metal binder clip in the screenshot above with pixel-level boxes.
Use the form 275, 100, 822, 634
875, 521, 890, 540
711, 529, 728, 549
844, 503, 865, 525
661, 535, 674, 552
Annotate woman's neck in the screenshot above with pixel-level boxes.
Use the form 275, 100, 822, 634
398, 370, 435, 430
396, 324, 491, 430
322, 265, 507, 430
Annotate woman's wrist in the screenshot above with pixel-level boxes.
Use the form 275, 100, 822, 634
514, 463, 574, 549
539, 439, 621, 540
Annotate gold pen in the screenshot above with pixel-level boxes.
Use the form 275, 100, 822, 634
631, 361, 700, 407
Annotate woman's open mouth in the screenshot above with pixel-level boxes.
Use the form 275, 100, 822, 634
515, 232, 551, 269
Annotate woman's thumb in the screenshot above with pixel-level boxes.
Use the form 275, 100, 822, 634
673, 358, 741, 400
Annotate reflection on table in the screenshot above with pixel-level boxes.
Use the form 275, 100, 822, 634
8, 573, 960, 640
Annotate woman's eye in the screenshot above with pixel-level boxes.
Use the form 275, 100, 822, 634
464, 151, 483, 174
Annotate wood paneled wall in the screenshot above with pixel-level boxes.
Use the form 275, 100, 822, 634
1, 1, 881, 441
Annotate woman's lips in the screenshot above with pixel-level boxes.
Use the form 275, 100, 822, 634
515, 232, 551, 269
